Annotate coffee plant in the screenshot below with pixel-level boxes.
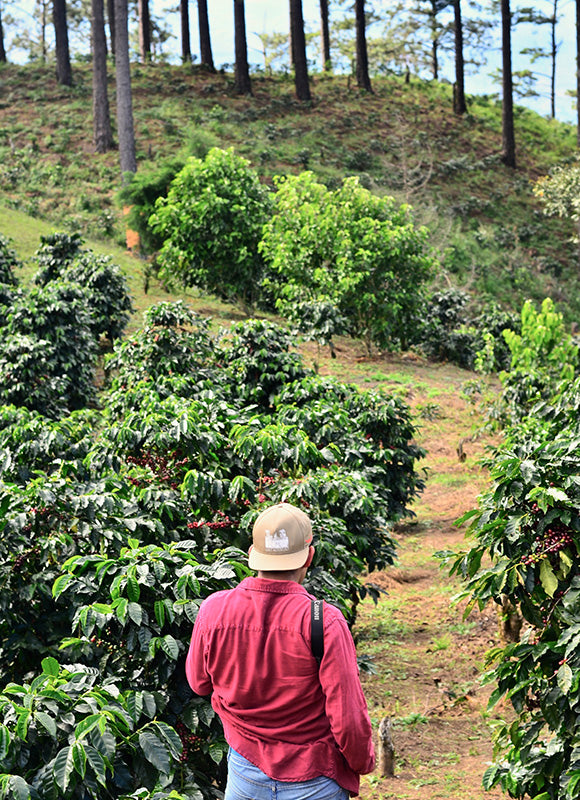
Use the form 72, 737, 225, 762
0, 234, 21, 286
444, 300, 580, 800
1, 280, 97, 413
0, 299, 426, 797
418, 289, 519, 371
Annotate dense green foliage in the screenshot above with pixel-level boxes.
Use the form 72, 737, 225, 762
0, 235, 21, 286
33, 233, 133, 342
0, 281, 98, 414
150, 148, 273, 310
0, 297, 426, 797
0, 234, 133, 418
446, 298, 580, 799
260, 171, 435, 352
418, 289, 520, 370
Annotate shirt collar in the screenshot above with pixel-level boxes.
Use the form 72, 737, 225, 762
239, 576, 310, 595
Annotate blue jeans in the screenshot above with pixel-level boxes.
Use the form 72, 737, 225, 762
224, 747, 349, 800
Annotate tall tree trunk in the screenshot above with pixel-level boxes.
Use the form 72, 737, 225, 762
501, 0, 516, 168
107, 0, 115, 57
53, 0, 72, 86
138, 0, 151, 63
92, 0, 114, 152
453, 0, 466, 114
234, 0, 252, 94
355, 0, 372, 92
114, 0, 137, 178
430, 0, 438, 80
290, 0, 310, 101
320, 0, 331, 71
181, 0, 191, 62
198, 0, 215, 71
37, 0, 48, 63
289, 2, 295, 69
0, 4, 7, 63
550, 0, 558, 119
577, 0, 580, 147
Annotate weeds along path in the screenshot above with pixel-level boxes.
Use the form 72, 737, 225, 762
321, 351, 506, 800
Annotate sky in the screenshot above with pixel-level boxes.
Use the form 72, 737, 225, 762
7, 0, 579, 125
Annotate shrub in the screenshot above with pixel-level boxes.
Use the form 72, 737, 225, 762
0, 234, 21, 286
418, 289, 519, 371
32, 233, 133, 342
218, 319, 310, 409
2, 281, 98, 412
0, 304, 427, 797
67, 251, 133, 341
0, 334, 68, 418
498, 298, 578, 424
116, 156, 186, 254
33, 231, 84, 286
105, 301, 218, 394
260, 172, 435, 352
447, 414, 580, 800
149, 148, 273, 310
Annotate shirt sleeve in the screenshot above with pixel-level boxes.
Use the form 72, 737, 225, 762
319, 608, 376, 775
185, 605, 213, 696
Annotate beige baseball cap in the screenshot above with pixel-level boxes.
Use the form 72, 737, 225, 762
248, 502, 313, 571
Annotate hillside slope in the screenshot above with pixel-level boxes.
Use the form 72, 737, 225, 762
0, 63, 577, 319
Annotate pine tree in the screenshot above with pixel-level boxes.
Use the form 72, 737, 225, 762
91, 0, 114, 152
290, 0, 311, 100
501, 0, 516, 168
453, 0, 466, 114
53, 0, 72, 85
355, 0, 372, 91
181, 0, 191, 62
320, 0, 331, 70
198, 0, 215, 71
234, 0, 252, 94
114, 0, 137, 178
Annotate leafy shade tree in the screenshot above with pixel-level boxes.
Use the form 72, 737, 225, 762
114, 0, 137, 178
149, 148, 273, 310
501, 0, 516, 168
260, 172, 436, 352
234, 0, 252, 95
198, 0, 215, 71
355, 0, 372, 91
53, 0, 72, 85
91, 0, 114, 153
290, 0, 311, 100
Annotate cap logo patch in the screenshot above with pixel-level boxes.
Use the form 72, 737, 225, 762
264, 527, 290, 552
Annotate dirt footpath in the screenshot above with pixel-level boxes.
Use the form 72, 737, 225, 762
350, 358, 507, 800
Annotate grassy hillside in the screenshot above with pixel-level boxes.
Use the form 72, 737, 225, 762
0, 61, 577, 319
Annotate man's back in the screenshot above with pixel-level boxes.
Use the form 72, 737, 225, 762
186, 576, 375, 795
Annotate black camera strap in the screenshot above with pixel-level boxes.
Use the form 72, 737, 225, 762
310, 599, 324, 666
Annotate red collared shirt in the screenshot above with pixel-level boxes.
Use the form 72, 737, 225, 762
186, 577, 375, 796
